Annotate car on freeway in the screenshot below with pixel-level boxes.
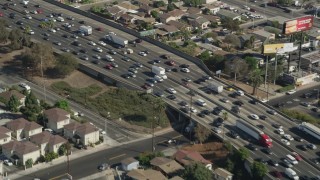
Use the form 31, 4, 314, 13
109, 50, 117, 55
268, 159, 279, 166
262, 148, 272, 155
111, 62, 118, 68
25, 15, 32, 19
138, 51, 147, 56
92, 54, 101, 60
61, 47, 70, 52
272, 123, 283, 129
276, 128, 284, 135
180, 101, 188, 107
233, 100, 244, 106
161, 54, 171, 59
98, 163, 109, 171
80, 49, 88, 54
299, 144, 308, 151
249, 99, 258, 104
281, 139, 290, 146
91, 60, 100, 65
49, 28, 56, 33
307, 143, 317, 150
154, 59, 161, 64
282, 159, 293, 168
80, 55, 89, 61
272, 171, 282, 178
127, 72, 136, 78
148, 61, 156, 65
229, 130, 239, 139
72, 51, 80, 55
291, 152, 302, 161
154, 91, 164, 97
197, 112, 206, 118
190, 107, 197, 113
182, 78, 192, 82
145, 81, 154, 87
201, 109, 210, 115
286, 90, 296, 95
180, 107, 190, 113
98, 41, 106, 46
88, 41, 96, 46
165, 60, 175, 66
71, 34, 78, 39
220, 98, 230, 103
180, 64, 190, 68
166, 94, 176, 100
235, 90, 245, 96
43, 37, 49, 41
247, 143, 258, 151
250, 114, 259, 120
180, 68, 190, 73
300, 102, 310, 107
167, 88, 176, 94
212, 127, 222, 134
128, 68, 137, 74
259, 115, 267, 120
94, 47, 103, 53
72, 41, 81, 46
293, 136, 304, 142
104, 64, 113, 70
267, 109, 277, 115
283, 134, 294, 141
121, 56, 130, 62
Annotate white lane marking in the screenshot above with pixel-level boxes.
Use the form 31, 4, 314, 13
273, 153, 278, 157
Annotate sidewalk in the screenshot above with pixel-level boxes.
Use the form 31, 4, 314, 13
7, 127, 175, 179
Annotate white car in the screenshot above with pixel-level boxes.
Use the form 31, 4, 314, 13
88, 41, 96, 46
276, 128, 284, 135
25, 15, 32, 19
28, 30, 35, 35
100, 131, 106, 135
286, 90, 296, 95
94, 47, 103, 53
190, 107, 197, 113
250, 114, 259, 120
167, 88, 176, 94
235, 90, 244, 96
181, 68, 190, 73
267, 109, 277, 115
128, 72, 136, 78
212, 127, 222, 134
93, 55, 101, 60
49, 28, 56, 33
139, 51, 147, 56
98, 41, 106, 46
283, 134, 294, 141
4, 160, 13, 166
281, 139, 290, 146
54, 41, 62, 46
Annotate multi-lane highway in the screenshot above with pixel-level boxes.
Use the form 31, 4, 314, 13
1, 0, 320, 178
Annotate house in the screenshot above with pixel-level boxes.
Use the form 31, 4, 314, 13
0, 126, 11, 145
6, 118, 42, 141
202, 14, 221, 25
204, 37, 214, 44
121, 157, 139, 171
214, 168, 233, 180
187, 7, 202, 15
43, 108, 71, 133
202, 0, 218, 4
0, 90, 26, 107
117, 1, 139, 13
172, 1, 184, 8
252, 29, 275, 43
159, 9, 186, 23
167, 20, 192, 31
156, 24, 180, 34
126, 169, 166, 180
267, 16, 289, 29
189, 17, 210, 29
139, 4, 153, 15
217, 9, 241, 21
64, 122, 99, 146
134, 0, 150, 6
119, 14, 135, 24
105, 6, 126, 20
150, 157, 184, 177
307, 28, 320, 40
2, 140, 40, 165
169, 176, 184, 180
29, 131, 67, 156
173, 150, 212, 170
239, 34, 262, 49
202, 3, 221, 15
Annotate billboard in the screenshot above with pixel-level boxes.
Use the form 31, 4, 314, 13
283, 16, 314, 35
263, 43, 294, 54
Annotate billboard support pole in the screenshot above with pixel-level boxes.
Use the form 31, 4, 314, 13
297, 32, 303, 75
274, 53, 278, 85
264, 56, 269, 88
287, 35, 294, 74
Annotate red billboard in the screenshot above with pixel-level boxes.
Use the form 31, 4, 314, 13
283, 16, 314, 35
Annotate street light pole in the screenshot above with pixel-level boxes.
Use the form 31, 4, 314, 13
106, 112, 110, 136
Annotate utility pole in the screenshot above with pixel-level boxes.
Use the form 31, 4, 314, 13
274, 52, 278, 85
152, 103, 155, 152
264, 56, 269, 87
106, 112, 110, 136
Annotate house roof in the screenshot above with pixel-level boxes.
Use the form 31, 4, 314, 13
121, 157, 138, 166
202, 14, 220, 22
139, 4, 153, 12
172, 1, 184, 8
202, 3, 221, 10
167, 20, 190, 29
106, 6, 124, 15
155, 29, 168, 36
173, 150, 211, 166
160, 13, 171, 20
150, 157, 184, 174
194, 17, 210, 25
253, 29, 274, 38
118, 1, 139, 10
0, 126, 11, 134
126, 169, 166, 180
6, 118, 42, 131
120, 13, 134, 21
64, 122, 81, 132
168, 9, 186, 17
187, 7, 202, 14
0, 90, 25, 101
44, 108, 70, 123
217, 9, 240, 19
169, 176, 184, 180
30, 131, 66, 146
3, 140, 39, 156
75, 122, 99, 136
214, 168, 233, 178
157, 24, 180, 33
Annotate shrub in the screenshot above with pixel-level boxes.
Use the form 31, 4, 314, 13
281, 109, 318, 124
277, 85, 295, 93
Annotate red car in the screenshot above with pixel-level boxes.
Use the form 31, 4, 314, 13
272, 171, 282, 178
37, 9, 43, 14
96, 27, 103, 31
104, 64, 113, 70
0, 12, 3, 17
135, 39, 142, 43
291, 152, 302, 161
166, 60, 175, 66
142, 84, 151, 90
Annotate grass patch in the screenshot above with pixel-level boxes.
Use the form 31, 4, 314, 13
51, 82, 169, 128
277, 84, 295, 93
281, 109, 319, 125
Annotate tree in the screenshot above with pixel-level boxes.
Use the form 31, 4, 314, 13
234, 147, 250, 161
224, 34, 240, 49
202, 32, 217, 41
54, 53, 79, 77
153, 1, 165, 7
221, 18, 240, 32
249, 69, 264, 95
25, 158, 33, 168
252, 161, 268, 179
225, 158, 235, 172
153, 98, 166, 126
194, 124, 211, 144
224, 58, 248, 82
45, 152, 59, 162
167, 3, 175, 11
21, 91, 41, 121
150, 10, 159, 19
249, 36, 256, 48
203, 8, 210, 15
245, 56, 259, 70
55, 100, 70, 111
0, 26, 9, 43
6, 95, 20, 112
183, 0, 202, 7
138, 151, 164, 167
182, 163, 213, 180
198, 50, 210, 61
58, 144, 67, 156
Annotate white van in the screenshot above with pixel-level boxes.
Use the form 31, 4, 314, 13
284, 168, 299, 180
105, 55, 114, 62
196, 99, 207, 106
286, 154, 298, 165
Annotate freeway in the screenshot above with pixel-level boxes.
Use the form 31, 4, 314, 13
1, 0, 320, 178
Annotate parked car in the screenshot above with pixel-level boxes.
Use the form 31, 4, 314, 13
4, 160, 13, 166
98, 163, 109, 171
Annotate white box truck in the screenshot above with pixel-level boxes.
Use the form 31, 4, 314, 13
152, 66, 167, 79
105, 33, 128, 47
79, 25, 92, 36
298, 122, 320, 141
207, 81, 223, 93
284, 168, 299, 180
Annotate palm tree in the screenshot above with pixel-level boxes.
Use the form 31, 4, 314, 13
249, 69, 264, 95
222, 112, 228, 140
249, 36, 256, 48
187, 89, 196, 141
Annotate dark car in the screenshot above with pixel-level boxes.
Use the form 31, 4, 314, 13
299, 144, 308, 151
154, 59, 161, 63
91, 60, 100, 64
201, 109, 210, 115
16, 20, 23, 25
180, 64, 190, 68
160, 54, 171, 59
249, 99, 258, 104
109, 50, 117, 55
62, 34, 69, 38
181, 107, 190, 113
269, 159, 279, 166
122, 74, 130, 79
167, 95, 176, 100
72, 41, 81, 46
171, 68, 178, 72
262, 148, 272, 155
311, 108, 319, 112
148, 60, 156, 65
294, 136, 304, 142
229, 130, 239, 139
72, 51, 80, 55
272, 171, 282, 178
259, 115, 267, 120
233, 100, 244, 106
197, 113, 206, 118
154, 91, 164, 97
257, 124, 265, 130
80, 49, 88, 54
247, 143, 258, 151
274, 103, 285, 108
135, 39, 142, 43
79, 20, 85, 24
180, 101, 188, 106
